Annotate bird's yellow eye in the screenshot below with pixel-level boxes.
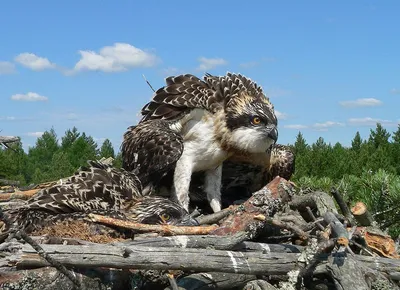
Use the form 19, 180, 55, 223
251, 116, 261, 125
160, 213, 171, 223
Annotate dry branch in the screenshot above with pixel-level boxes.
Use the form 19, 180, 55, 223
87, 214, 218, 235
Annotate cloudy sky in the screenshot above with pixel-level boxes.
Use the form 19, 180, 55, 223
1, 1, 399, 152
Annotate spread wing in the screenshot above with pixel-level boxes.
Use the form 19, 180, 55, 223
140, 72, 270, 122
266, 144, 295, 181
121, 119, 184, 193
140, 74, 223, 122
20, 160, 143, 215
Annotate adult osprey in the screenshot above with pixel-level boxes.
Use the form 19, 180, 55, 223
4, 160, 197, 236
122, 72, 278, 213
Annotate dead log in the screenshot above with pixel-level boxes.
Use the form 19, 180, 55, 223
351, 201, 375, 226
0, 179, 20, 186
211, 176, 294, 238
4, 244, 399, 279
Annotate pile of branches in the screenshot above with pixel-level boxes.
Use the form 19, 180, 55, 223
1, 176, 400, 290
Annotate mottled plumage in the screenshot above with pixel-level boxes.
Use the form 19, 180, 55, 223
122, 72, 278, 213
5, 160, 197, 234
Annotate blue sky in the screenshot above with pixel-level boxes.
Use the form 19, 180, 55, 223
1, 1, 399, 152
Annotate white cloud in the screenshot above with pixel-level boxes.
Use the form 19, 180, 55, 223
283, 124, 308, 129
196, 57, 228, 71
15, 53, 56, 71
347, 117, 398, 126
339, 98, 382, 108
275, 110, 288, 120
0, 61, 16, 75
312, 121, 345, 131
11, 92, 48, 102
26, 132, 44, 137
73, 43, 158, 73
390, 88, 400, 95
0, 116, 16, 121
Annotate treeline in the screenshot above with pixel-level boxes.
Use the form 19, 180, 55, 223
0, 127, 121, 185
1, 123, 400, 235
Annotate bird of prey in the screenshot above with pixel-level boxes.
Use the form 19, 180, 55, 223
121, 72, 278, 213
4, 160, 198, 236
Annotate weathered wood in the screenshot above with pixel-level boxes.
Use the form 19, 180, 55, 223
3, 244, 399, 279
289, 191, 338, 222
324, 254, 370, 290
331, 187, 357, 226
15, 244, 299, 275
323, 211, 349, 247
113, 233, 248, 250
196, 206, 236, 225
351, 201, 374, 226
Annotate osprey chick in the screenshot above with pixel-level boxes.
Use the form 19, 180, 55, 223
5, 160, 197, 235
122, 72, 278, 212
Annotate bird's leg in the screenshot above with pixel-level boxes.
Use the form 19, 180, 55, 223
172, 155, 193, 211
204, 165, 222, 212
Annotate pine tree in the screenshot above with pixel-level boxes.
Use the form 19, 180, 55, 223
99, 139, 115, 158
61, 127, 80, 150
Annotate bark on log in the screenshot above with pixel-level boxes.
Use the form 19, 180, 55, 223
211, 176, 293, 238
4, 244, 399, 278
351, 201, 375, 226
0, 179, 20, 186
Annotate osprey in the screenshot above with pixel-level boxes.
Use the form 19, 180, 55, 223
4, 160, 198, 236
122, 72, 278, 213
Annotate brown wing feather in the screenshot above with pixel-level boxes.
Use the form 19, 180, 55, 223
140, 72, 271, 122
22, 160, 143, 215
266, 144, 295, 181
121, 119, 184, 192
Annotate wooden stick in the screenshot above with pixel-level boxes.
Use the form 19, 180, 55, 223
330, 187, 356, 226
0, 189, 40, 201
87, 214, 218, 235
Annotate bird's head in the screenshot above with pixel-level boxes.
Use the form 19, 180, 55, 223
124, 196, 199, 226
224, 91, 278, 153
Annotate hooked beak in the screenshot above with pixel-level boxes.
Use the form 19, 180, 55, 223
176, 215, 200, 226
268, 127, 278, 143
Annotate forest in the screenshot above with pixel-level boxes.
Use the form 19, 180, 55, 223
1, 123, 400, 237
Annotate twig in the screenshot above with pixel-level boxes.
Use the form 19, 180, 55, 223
87, 213, 218, 235
254, 214, 309, 240
196, 205, 236, 225
142, 74, 156, 92
305, 206, 325, 231
0, 206, 82, 289
330, 187, 356, 226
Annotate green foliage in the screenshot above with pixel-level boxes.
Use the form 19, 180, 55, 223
0, 127, 114, 186
100, 139, 115, 158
